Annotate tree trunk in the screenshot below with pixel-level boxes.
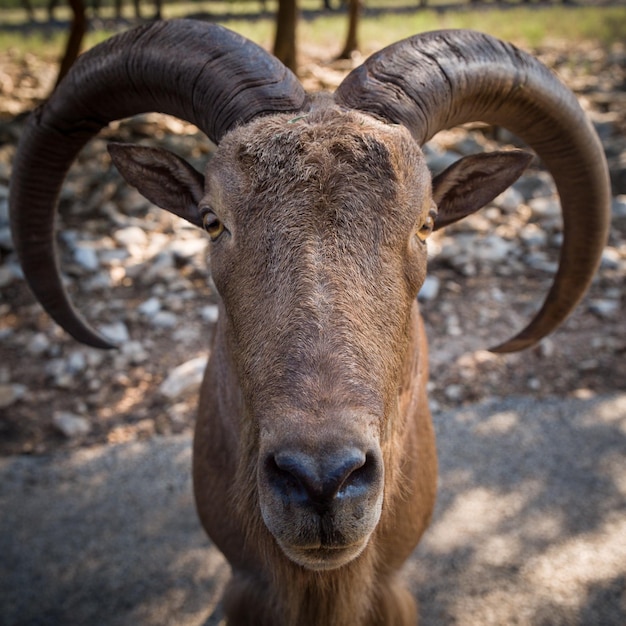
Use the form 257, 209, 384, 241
22, 0, 35, 21
47, 0, 59, 21
337, 0, 361, 60
54, 0, 87, 89
273, 0, 298, 74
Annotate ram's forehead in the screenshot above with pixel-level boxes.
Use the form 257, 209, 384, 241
232, 107, 424, 173
209, 105, 430, 215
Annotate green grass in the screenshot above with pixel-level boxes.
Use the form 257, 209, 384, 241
299, 4, 626, 56
0, 1, 624, 64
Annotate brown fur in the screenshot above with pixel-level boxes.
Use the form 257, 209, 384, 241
192, 105, 436, 625
111, 100, 528, 625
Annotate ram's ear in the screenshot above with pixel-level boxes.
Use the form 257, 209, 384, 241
433, 150, 533, 231
108, 143, 205, 228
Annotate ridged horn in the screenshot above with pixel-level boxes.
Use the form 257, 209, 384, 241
335, 30, 611, 353
9, 19, 306, 348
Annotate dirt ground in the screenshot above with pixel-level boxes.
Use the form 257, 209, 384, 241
0, 35, 624, 457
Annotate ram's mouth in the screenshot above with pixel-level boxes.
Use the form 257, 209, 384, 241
279, 539, 369, 571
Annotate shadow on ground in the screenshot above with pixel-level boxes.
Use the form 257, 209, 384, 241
412, 394, 626, 625
1, 393, 625, 625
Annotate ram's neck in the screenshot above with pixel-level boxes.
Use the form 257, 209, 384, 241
194, 302, 435, 626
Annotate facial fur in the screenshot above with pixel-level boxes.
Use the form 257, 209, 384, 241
201, 104, 434, 569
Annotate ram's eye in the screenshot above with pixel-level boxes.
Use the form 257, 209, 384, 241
416, 211, 436, 242
202, 212, 225, 241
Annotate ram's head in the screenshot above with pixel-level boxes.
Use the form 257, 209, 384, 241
9, 21, 610, 576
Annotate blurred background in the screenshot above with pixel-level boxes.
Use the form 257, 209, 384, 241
0, 0, 624, 455
0, 2, 625, 625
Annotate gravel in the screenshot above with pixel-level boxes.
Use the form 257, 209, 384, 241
0, 39, 624, 456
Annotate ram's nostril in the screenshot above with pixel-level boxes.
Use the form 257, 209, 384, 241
338, 452, 379, 499
266, 448, 375, 507
265, 454, 312, 502
324, 451, 367, 499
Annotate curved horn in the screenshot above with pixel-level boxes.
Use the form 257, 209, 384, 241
9, 19, 306, 348
335, 30, 611, 353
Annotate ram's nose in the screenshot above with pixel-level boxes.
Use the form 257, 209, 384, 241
265, 447, 381, 511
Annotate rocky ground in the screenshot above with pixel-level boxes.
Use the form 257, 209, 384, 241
0, 38, 624, 456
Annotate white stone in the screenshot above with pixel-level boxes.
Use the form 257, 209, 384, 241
0, 265, 15, 288
438, 234, 473, 261
27, 332, 51, 355
113, 226, 148, 247
45, 359, 67, 380
151, 311, 178, 329
85, 349, 105, 368
526, 251, 558, 273
52, 411, 91, 438
601, 247, 622, 270
0, 226, 13, 251
444, 384, 464, 402
99, 248, 130, 265
528, 196, 560, 219
66, 351, 87, 374
451, 134, 485, 156
514, 171, 555, 200
84, 271, 113, 291
418, 275, 440, 302
536, 338, 555, 358
159, 356, 208, 399
0, 384, 27, 408
0, 202, 8, 230
446, 314, 462, 337
493, 186, 525, 213
527, 377, 541, 391
99, 321, 130, 344
474, 235, 514, 263
166, 238, 208, 260
141, 252, 175, 283
200, 305, 219, 323
490, 287, 506, 303
589, 299, 620, 318
6, 260, 23, 281
612, 195, 626, 218
121, 340, 148, 365
426, 152, 459, 176
520, 224, 548, 248
73, 244, 99, 272
138, 297, 161, 316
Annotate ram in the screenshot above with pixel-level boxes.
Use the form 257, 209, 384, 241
9, 20, 609, 626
